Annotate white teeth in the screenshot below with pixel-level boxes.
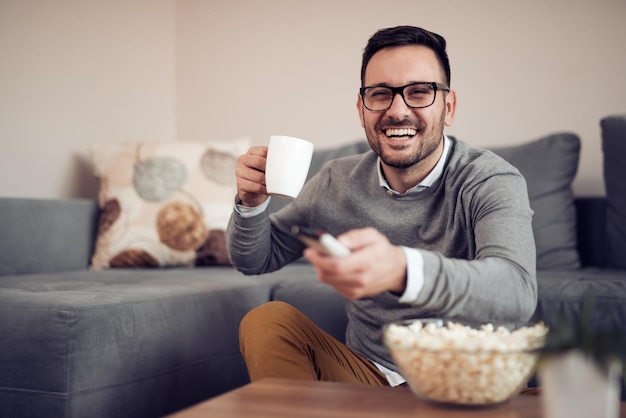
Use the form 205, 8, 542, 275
385, 128, 417, 137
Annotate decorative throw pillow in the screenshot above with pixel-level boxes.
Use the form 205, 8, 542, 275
490, 133, 581, 270
601, 115, 626, 269
90, 139, 250, 269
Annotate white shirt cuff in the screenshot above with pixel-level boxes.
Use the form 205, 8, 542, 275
398, 246, 425, 304
234, 197, 271, 218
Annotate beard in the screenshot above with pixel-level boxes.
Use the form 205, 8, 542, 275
365, 108, 447, 169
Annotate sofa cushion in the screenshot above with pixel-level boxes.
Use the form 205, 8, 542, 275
0, 267, 281, 417
490, 133, 581, 270
532, 268, 626, 329
0, 198, 99, 276
601, 115, 626, 269
90, 139, 250, 269
575, 197, 608, 268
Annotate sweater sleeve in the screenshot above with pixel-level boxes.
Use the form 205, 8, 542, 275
413, 166, 537, 325
226, 204, 308, 275
226, 168, 330, 275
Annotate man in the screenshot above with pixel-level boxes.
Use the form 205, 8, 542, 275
227, 26, 537, 387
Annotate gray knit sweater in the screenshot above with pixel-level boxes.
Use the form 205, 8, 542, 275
227, 137, 537, 372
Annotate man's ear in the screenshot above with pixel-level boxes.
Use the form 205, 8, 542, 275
356, 93, 365, 128
444, 89, 457, 127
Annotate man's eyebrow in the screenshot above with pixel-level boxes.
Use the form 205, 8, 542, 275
362, 82, 390, 88
364, 81, 429, 88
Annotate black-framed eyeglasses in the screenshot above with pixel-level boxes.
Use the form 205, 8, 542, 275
359, 82, 450, 111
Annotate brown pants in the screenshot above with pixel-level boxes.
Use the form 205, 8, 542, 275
239, 301, 389, 385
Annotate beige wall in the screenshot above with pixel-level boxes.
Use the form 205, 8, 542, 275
2, 0, 624, 199
0, 0, 176, 198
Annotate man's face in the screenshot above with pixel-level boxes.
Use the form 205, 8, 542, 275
357, 45, 456, 171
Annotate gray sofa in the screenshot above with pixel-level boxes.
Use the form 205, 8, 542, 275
1, 116, 625, 417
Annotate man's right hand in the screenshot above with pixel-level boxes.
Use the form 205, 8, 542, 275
235, 146, 270, 207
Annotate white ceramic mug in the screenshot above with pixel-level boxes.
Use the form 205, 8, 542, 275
265, 135, 314, 199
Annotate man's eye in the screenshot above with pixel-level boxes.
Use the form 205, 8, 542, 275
370, 89, 392, 99
407, 87, 429, 97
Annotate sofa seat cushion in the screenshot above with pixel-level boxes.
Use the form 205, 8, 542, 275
0, 267, 292, 417
532, 269, 626, 329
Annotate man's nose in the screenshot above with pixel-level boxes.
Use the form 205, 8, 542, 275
387, 92, 412, 115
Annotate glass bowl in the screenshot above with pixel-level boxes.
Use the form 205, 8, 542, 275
383, 319, 547, 407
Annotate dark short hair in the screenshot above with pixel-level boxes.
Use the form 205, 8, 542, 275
360, 26, 451, 87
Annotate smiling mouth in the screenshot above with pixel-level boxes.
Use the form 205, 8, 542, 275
384, 128, 417, 140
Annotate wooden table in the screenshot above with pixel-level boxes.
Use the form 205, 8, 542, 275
168, 378, 626, 417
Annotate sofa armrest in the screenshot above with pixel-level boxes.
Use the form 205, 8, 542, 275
0, 198, 99, 276
575, 196, 607, 268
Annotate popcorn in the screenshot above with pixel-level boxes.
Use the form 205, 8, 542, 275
384, 320, 548, 406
